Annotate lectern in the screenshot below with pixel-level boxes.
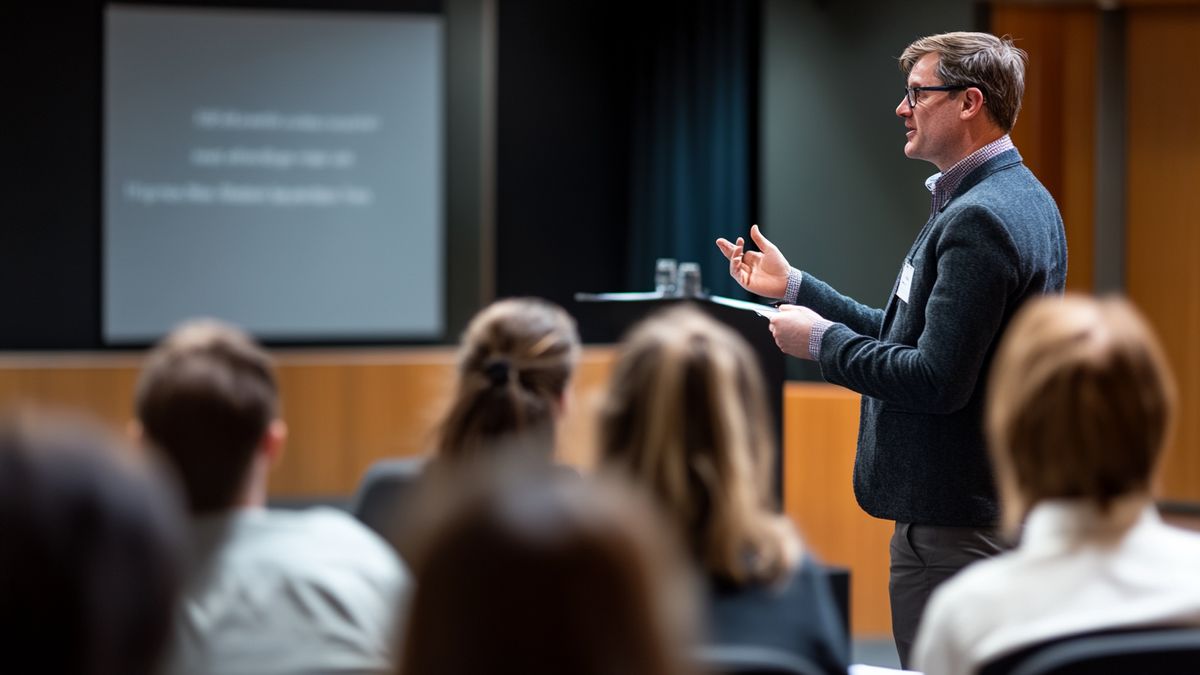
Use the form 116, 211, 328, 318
572, 292, 786, 499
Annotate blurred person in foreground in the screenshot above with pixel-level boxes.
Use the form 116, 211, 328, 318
599, 306, 849, 674
135, 319, 410, 675
396, 455, 697, 675
913, 295, 1200, 674
0, 408, 184, 675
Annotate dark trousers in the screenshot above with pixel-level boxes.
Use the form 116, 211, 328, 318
889, 522, 1006, 668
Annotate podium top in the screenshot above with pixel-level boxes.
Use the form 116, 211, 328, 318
573, 291, 671, 302
574, 292, 777, 317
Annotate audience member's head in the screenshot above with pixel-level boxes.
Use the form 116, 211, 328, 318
987, 294, 1176, 532
599, 306, 799, 586
135, 318, 284, 515
397, 457, 694, 675
0, 408, 185, 675
436, 297, 580, 460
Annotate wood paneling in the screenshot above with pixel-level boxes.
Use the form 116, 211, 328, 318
556, 350, 618, 470
341, 358, 457, 481
1126, 6, 1200, 502
273, 365, 354, 497
991, 5, 1097, 292
783, 383, 892, 637
0, 348, 614, 498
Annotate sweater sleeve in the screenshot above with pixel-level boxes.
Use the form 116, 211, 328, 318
815, 205, 1019, 413
792, 270, 887, 338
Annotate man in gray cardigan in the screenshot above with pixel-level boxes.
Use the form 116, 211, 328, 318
717, 32, 1067, 666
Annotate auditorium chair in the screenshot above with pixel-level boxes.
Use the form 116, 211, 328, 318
980, 626, 1200, 675
693, 644, 828, 675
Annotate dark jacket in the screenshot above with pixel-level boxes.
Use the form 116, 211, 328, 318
706, 556, 850, 675
797, 149, 1067, 526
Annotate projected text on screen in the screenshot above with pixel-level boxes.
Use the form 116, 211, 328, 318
105, 6, 444, 343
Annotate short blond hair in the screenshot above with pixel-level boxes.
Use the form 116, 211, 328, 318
900, 32, 1028, 132
987, 295, 1176, 532
599, 307, 798, 585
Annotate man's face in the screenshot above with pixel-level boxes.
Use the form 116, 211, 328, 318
896, 52, 963, 171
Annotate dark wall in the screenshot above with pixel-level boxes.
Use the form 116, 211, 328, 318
495, 0, 634, 306
1, 9, 102, 348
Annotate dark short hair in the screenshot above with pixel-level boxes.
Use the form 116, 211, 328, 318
135, 319, 278, 514
0, 408, 185, 675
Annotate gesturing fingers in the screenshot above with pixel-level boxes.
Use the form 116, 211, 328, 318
750, 224, 779, 254
715, 238, 737, 260
732, 237, 748, 279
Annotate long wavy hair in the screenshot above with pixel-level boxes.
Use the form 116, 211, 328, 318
599, 306, 799, 585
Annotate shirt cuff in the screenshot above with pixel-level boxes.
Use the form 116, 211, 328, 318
783, 267, 803, 304
808, 319, 833, 360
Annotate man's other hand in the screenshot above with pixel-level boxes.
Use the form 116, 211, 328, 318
768, 304, 825, 360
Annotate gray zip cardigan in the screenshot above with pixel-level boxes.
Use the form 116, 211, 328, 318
790, 149, 1067, 527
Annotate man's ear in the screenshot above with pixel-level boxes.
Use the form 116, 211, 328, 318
960, 87, 987, 121
262, 419, 288, 467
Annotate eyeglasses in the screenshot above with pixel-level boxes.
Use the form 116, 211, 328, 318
903, 84, 977, 109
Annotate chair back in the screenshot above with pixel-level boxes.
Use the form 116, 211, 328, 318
350, 457, 426, 537
693, 644, 828, 675
984, 627, 1200, 675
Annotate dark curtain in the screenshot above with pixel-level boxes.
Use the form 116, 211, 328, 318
627, 0, 759, 298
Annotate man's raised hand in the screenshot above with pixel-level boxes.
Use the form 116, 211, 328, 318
714, 224, 791, 299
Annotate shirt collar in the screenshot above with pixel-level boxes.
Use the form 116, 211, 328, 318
926, 134, 1015, 213
1020, 493, 1157, 555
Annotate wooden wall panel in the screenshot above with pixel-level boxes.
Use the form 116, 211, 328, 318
273, 365, 353, 497
783, 383, 892, 637
0, 348, 614, 498
556, 349, 618, 470
991, 5, 1097, 292
0, 354, 143, 428
1126, 6, 1200, 501
342, 358, 457, 479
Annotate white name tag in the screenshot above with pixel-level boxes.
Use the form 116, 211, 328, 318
897, 261, 915, 304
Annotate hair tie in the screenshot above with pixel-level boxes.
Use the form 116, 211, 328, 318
484, 358, 511, 387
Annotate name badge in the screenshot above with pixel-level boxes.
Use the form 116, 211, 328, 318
897, 261, 915, 304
